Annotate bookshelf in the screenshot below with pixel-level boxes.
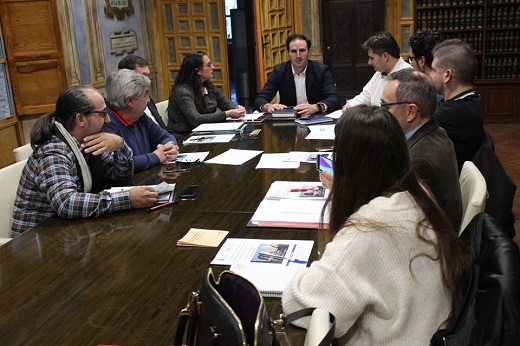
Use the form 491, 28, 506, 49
415, 0, 520, 122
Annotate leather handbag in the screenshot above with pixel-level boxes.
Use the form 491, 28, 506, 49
174, 268, 336, 346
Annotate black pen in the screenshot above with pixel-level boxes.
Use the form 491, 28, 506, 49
147, 200, 177, 212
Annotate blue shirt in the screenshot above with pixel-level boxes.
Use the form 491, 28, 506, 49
104, 107, 177, 172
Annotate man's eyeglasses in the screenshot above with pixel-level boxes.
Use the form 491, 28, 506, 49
205, 62, 213, 68
90, 109, 109, 118
380, 101, 411, 109
408, 56, 417, 64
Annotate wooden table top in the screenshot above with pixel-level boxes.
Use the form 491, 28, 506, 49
0, 122, 332, 345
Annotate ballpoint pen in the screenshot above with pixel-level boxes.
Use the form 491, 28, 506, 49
147, 199, 177, 212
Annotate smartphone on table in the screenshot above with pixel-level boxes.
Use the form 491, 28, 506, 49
316, 154, 333, 175
179, 184, 200, 199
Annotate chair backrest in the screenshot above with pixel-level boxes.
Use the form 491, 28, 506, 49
472, 130, 517, 238
13, 143, 32, 162
155, 100, 169, 126
458, 161, 487, 235
431, 213, 520, 345
0, 159, 27, 241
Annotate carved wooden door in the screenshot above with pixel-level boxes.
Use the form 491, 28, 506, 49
254, 0, 295, 88
0, 0, 68, 115
154, 1, 229, 100
321, 0, 385, 100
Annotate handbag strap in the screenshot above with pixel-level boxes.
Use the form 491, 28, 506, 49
174, 309, 191, 346
174, 291, 199, 346
282, 307, 336, 346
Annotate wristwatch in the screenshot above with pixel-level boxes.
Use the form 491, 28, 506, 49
317, 103, 326, 113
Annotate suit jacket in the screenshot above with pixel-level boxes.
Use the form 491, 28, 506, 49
253, 60, 340, 112
472, 130, 517, 238
408, 118, 462, 231
147, 97, 168, 130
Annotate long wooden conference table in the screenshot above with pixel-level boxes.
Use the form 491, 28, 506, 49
0, 121, 333, 345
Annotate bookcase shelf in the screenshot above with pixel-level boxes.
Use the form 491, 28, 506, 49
415, 0, 520, 122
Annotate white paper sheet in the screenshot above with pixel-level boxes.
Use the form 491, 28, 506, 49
205, 148, 263, 165
285, 151, 332, 163
255, 153, 300, 169
227, 113, 263, 122
183, 134, 236, 144
325, 109, 344, 119
192, 122, 244, 133
305, 124, 336, 140
211, 238, 314, 266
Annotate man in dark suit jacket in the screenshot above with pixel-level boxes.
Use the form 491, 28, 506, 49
382, 69, 462, 231
254, 34, 340, 118
118, 55, 168, 130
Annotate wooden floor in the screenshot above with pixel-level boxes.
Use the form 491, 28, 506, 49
484, 123, 520, 246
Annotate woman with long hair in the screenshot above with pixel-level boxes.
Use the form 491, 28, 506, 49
282, 105, 470, 344
167, 51, 245, 141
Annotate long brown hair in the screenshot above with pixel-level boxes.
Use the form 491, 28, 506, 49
322, 105, 469, 328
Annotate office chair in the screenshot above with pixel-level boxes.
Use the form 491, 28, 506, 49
458, 161, 487, 235
431, 213, 520, 345
0, 159, 27, 244
13, 143, 32, 162
155, 100, 169, 127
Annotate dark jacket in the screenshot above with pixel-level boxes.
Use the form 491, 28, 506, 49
433, 88, 485, 173
408, 118, 462, 231
253, 60, 340, 112
431, 213, 520, 346
472, 130, 517, 238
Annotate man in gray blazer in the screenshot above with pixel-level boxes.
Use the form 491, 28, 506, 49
382, 69, 462, 231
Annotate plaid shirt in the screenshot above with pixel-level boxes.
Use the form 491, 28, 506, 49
11, 136, 134, 236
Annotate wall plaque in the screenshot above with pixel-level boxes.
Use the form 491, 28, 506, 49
110, 30, 138, 55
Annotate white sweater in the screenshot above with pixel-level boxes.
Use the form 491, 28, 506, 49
282, 192, 451, 345
347, 57, 411, 107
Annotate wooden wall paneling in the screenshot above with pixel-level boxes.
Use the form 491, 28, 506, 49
1, 0, 68, 116
254, 0, 295, 88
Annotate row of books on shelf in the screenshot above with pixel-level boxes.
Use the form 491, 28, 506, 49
417, 7, 520, 29
417, 9, 483, 31
484, 57, 520, 79
417, 0, 484, 6
419, 0, 520, 6
443, 32, 483, 53
487, 6, 520, 28
486, 31, 520, 52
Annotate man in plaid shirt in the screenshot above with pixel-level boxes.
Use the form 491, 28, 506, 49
11, 87, 158, 237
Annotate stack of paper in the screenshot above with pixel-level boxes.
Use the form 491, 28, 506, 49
104, 182, 175, 204
210, 238, 313, 297
248, 181, 329, 229
177, 228, 229, 247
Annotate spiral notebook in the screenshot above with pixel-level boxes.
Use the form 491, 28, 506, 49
230, 262, 304, 298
